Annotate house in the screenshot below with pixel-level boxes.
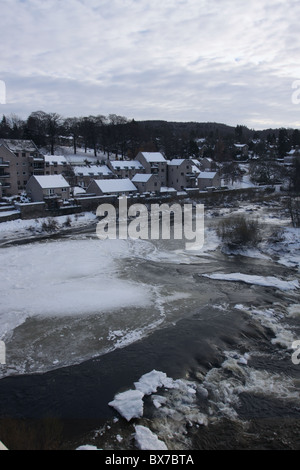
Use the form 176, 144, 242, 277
234, 144, 249, 158
44, 155, 68, 175
131, 173, 161, 193
87, 178, 138, 196
199, 157, 213, 171
74, 165, 114, 189
197, 171, 221, 191
0, 139, 44, 196
136, 152, 167, 186
108, 160, 145, 179
167, 159, 197, 190
26, 175, 70, 202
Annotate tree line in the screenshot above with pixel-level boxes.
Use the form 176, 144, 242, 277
1, 111, 300, 164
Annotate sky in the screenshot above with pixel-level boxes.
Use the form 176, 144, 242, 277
1, 0, 300, 130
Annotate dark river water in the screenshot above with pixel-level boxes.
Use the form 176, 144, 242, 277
0, 201, 299, 450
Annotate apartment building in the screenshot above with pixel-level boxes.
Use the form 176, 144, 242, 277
0, 139, 44, 196
167, 159, 197, 190
136, 152, 167, 186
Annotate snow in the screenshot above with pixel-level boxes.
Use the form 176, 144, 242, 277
198, 171, 217, 179
90, 178, 137, 193
139, 152, 166, 163
0, 212, 97, 240
168, 159, 185, 165
76, 445, 99, 450
131, 173, 152, 183
44, 155, 68, 165
234, 304, 298, 349
134, 425, 168, 450
263, 227, 300, 271
30, 174, 70, 189
110, 160, 144, 170
74, 165, 113, 177
203, 272, 299, 291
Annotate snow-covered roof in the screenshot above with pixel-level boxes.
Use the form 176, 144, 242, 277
197, 172, 217, 179
73, 186, 86, 195
160, 186, 177, 192
91, 178, 137, 193
74, 165, 113, 176
0, 139, 38, 152
139, 152, 166, 163
168, 159, 186, 166
131, 173, 152, 183
192, 165, 200, 174
110, 160, 144, 170
32, 175, 70, 189
44, 155, 68, 165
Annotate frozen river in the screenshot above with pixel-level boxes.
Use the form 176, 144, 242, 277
0, 201, 299, 450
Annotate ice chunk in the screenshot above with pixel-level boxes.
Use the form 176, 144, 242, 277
203, 273, 299, 291
134, 425, 168, 450
134, 370, 171, 395
108, 389, 144, 421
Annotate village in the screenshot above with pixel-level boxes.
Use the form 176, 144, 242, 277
0, 136, 297, 223
0, 137, 223, 221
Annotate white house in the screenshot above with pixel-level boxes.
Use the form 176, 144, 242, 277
26, 174, 70, 202
197, 171, 221, 191
167, 159, 197, 190
87, 178, 138, 196
74, 165, 114, 188
108, 160, 145, 179
131, 173, 161, 193
136, 152, 167, 185
44, 155, 68, 175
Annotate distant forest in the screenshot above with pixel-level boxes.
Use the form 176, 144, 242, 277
1, 110, 300, 161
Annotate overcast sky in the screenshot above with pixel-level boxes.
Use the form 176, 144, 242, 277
1, 0, 300, 129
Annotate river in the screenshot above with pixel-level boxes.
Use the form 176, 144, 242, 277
0, 199, 299, 450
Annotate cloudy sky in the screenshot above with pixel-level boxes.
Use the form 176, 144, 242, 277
1, 0, 300, 129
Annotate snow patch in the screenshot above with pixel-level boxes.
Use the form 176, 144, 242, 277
203, 272, 299, 291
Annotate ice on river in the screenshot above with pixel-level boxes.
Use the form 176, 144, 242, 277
0, 238, 153, 339
202, 272, 299, 291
